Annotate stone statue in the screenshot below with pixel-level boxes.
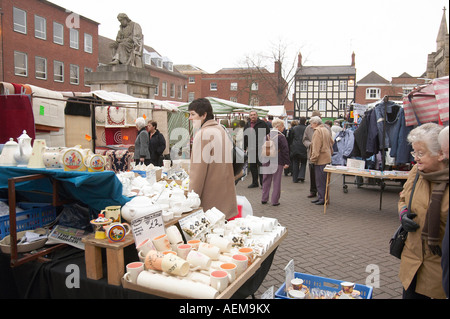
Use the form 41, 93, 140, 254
110, 13, 143, 68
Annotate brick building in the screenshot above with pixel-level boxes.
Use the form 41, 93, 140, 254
355, 71, 426, 105
0, 0, 99, 92
176, 61, 288, 107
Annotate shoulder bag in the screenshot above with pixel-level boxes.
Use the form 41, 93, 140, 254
389, 172, 419, 259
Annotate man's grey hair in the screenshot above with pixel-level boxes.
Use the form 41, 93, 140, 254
438, 125, 449, 147
407, 123, 443, 156
309, 116, 323, 125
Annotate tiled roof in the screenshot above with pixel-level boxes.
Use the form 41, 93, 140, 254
357, 71, 390, 84
296, 65, 356, 76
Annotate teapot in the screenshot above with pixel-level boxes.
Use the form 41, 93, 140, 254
0, 138, 19, 166
90, 213, 113, 240
14, 130, 32, 167
186, 191, 201, 209
121, 195, 163, 222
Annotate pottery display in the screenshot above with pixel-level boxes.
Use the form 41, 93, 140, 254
104, 222, 131, 243
14, 130, 32, 166
43, 147, 66, 168
27, 139, 47, 169
0, 138, 18, 166
90, 213, 113, 239
62, 145, 89, 171
121, 196, 162, 222
84, 153, 106, 172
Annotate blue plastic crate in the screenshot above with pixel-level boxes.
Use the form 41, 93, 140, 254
0, 203, 56, 239
275, 272, 373, 299
132, 170, 146, 177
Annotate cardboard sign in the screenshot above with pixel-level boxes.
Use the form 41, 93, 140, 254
131, 210, 165, 247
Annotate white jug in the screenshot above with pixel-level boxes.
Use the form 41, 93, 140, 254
27, 139, 47, 168
14, 130, 33, 167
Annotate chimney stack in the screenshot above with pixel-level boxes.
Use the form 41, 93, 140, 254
298, 52, 303, 68
351, 52, 356, 67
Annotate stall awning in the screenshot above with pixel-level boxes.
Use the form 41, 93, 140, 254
177, 97, 267, 116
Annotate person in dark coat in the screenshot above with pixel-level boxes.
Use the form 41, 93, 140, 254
147, 121, 166, 166
244, 110, 270, 188
290, 117, 308, 183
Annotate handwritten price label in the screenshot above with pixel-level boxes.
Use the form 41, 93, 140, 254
131, 210, 165, 247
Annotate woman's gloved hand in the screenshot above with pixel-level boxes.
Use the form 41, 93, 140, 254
400, 209, 420, 232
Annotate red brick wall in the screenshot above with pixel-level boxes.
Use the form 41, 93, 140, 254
1, 0, 98, 92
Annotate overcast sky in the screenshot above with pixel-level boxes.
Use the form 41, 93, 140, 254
49, 0, 448, 82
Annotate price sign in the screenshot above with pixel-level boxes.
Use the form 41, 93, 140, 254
284, 259, 295, 292
131, 210, 165, 247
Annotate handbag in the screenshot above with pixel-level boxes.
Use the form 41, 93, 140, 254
389, 172, 419, 259
261, 132, 281, 158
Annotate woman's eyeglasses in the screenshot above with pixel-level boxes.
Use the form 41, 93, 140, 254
410, 151, 426, 159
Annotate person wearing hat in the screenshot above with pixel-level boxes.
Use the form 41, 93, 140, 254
302, 110, 324, 198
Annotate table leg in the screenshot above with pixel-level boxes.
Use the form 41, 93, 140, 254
85, 244, 103, 280
106, 248, 124, 286
324, 172, 331, 214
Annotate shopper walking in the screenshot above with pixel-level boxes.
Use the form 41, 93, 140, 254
244, 110, 270, 188
188, 98, 238, 220
261, 118, 290, 206
148, 120, 166, 166
309, 116, 333, 205
290, 117, 308, 183
398, 123, 448, 299
134, 117, 151, 165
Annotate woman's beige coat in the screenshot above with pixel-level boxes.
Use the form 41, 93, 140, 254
189, 120, 238, 219
398, 165, 449, 299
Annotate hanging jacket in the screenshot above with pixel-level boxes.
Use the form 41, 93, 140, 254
331, 130, 355, 166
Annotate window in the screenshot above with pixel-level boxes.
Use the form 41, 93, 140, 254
251, 82, 258, 91
300, 81, 308, 91
170, 83, 175, 98
366, 88, 380, 100
230, 82, 238, 91
162, 81, 167, 97
299, 100, 307, 111
84, 33, 93, 53
319, 100, 326, 111
53, 22, 64, 45
144, 53, 151, 65
319, 81, 327, 91
54, 61, 64, 82
154, 84, 159, 96
230, 97, 237, 102
70, 64, 79, 85
403, 88, 413, 95
339, 99, 347, 110
35, 56, 47, 79
210, 83, 217, 91
34, 15, 46, 40
84, 67, 92, 86
188, 92, 195, 102
177, 85, 182, 99
70, 28, 79, 49
14, 51, 28, 76
188, 76, 195, 83
250, 96, 259, 106
339, 81, 347, 91
13, 7, 27, 34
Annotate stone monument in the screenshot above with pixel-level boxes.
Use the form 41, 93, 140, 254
85, 13, 158, 99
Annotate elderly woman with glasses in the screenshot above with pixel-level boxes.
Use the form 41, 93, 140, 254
398, 123, 449, 299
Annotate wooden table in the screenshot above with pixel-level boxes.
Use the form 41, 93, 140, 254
121, 230, 287, 299
323, 167, 408, 214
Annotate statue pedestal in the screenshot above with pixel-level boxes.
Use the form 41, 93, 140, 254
85, 65, 159, 99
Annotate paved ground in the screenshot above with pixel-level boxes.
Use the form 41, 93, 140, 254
235, 169, 405, 299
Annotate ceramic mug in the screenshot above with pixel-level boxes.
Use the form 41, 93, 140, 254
152, 234, 172, 252
125, 261, 144, 284
144, 250, 165, 271
341, 282, 355, 294
161, 253, 190, 277
177, 244, 192, 260
288, 289, 306, 299
198, 243, 220, 260
187, 239, 201, 250
210, 270, 229, 293
219, 263, 237, 283
105, 222, 131, 243
101, 205, 121, 223
136, 238, 154, 257
166, 225, 183, 245
209, 236, 231, 253
237, 247, 254, 265
232, 254, 248, 276
291, 278, 304, 290
187, 250, 211, 270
